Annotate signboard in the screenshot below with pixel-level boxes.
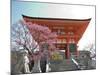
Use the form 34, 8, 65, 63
69, 43, 76, 52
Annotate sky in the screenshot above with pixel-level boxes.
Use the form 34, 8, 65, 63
11, 0, 95, 50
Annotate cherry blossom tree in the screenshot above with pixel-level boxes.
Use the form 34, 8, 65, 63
23, 21, 58, 58
11, 20, 39, 73
24, 21, 58, 73
11, 20, 58, 60
11, 20, 58, 73
11, 20, 38, 54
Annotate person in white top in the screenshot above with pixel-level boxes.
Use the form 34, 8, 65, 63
23, 50, 30, 73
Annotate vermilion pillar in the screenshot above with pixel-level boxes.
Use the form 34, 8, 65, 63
67, 44, 70, 59
65, 45, 70, 59
65, 38, 70, 59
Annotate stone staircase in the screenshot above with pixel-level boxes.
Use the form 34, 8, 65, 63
49, 52, 79, 72
59, 59, 79, 71
50, 58, 79, 72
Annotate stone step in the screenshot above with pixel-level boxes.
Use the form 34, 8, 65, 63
50, 59, 79, 72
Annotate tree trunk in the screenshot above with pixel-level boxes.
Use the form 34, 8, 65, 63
31, 59, 41, 73
40, 57, 47, 73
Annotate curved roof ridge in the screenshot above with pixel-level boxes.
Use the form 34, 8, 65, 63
22, 14, 91, 21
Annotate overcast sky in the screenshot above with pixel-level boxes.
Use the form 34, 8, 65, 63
12, 0, 95, 50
